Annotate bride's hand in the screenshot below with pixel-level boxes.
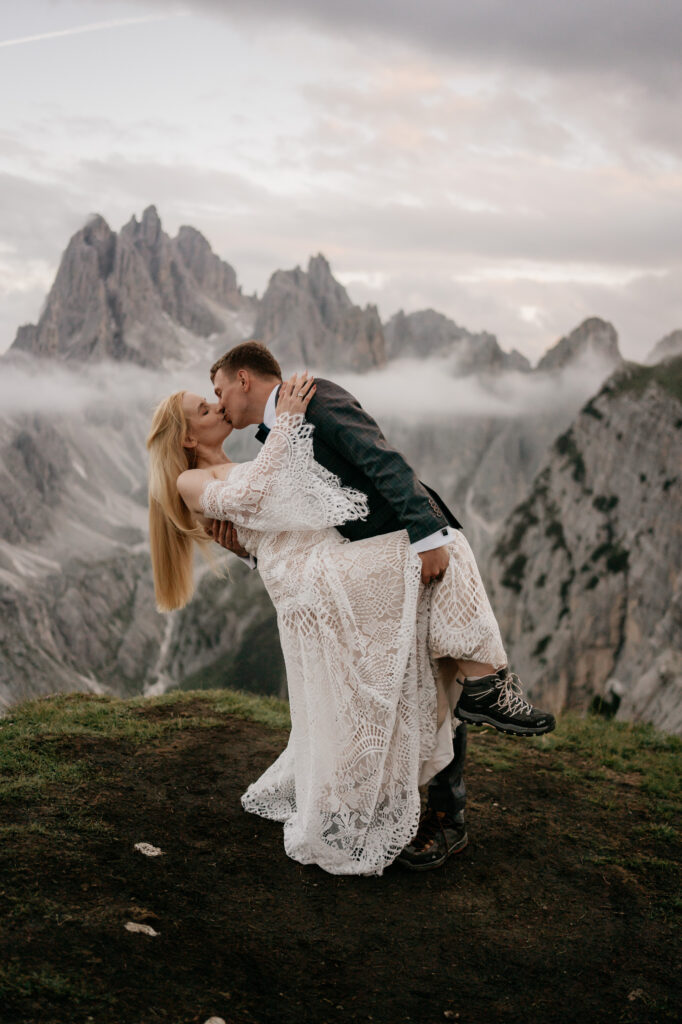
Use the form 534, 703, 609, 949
276, 371, 316, 416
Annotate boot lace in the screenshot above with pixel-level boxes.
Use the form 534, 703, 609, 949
493, 669, 534, 717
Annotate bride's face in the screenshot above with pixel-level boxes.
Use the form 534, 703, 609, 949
182, 392, 233, 450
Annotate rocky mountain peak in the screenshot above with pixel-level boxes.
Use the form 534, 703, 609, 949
384, 308, 531, 374
8, 208, 245, 367
140, 204, 161, 241
253, 254, 386, 371
536, 317, 622, 373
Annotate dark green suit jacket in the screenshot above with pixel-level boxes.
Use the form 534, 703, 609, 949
258, 378, 462, 543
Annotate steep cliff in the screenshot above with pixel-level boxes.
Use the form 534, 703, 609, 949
488, 357, 682, 732
9, 207, 247, 367
535, 317, 622, 373
253, 254, 386, 371
384, 308, 531, 374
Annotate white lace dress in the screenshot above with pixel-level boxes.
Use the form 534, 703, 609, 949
200, 413, 506, 876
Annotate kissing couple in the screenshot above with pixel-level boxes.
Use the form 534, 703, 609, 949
146, 341, 555, 876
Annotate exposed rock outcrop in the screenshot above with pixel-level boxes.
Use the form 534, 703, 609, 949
488, 358, 682, 732
9, 207, 246, 367
384, 309, 532, 375
253, 255, 386, 372
535, 317, 622, 373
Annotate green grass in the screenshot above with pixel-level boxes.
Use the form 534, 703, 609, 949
604, 356, 682, 403
531, 712, 681, 821
0, 688, 290, 800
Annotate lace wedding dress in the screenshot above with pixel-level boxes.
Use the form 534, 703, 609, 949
200, 413, 506, 876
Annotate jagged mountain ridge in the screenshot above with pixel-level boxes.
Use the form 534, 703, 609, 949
384, 308, 532, 373
7, 206, 626, 378
253, 254, 386, 372
10, 206, 248, 367
487, 358, 682, 732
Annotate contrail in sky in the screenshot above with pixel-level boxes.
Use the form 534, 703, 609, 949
0, 12, 189, 49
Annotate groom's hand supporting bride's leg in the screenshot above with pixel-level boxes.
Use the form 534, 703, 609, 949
419, 546, 449, 584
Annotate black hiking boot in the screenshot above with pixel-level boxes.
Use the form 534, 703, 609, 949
396, 808, 468, 871
455, 666, 556, 736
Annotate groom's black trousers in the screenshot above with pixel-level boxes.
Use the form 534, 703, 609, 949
427, 722, 467, 820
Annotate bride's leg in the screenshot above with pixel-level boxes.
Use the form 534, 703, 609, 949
457, 658, 505, 677
429, 533, 555, 736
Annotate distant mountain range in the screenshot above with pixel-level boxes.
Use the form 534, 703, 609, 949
1, 207, 680, 732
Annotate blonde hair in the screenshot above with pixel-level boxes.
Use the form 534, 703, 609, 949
146, 391, 208, 611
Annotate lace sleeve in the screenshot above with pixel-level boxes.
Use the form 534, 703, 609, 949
199, 412, 369, 532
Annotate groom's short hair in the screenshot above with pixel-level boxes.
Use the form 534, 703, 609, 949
210, 341, 282, 382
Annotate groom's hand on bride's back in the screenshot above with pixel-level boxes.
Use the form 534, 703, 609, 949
206, 519, 249, 558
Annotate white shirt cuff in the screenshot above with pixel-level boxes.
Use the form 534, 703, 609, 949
411, 527, 455, 554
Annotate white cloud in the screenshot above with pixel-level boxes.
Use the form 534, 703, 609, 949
0, 350, 621, 426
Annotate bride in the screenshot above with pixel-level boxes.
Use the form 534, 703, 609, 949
146, 373, 508, 876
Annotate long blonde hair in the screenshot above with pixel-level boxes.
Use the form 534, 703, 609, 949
146, 391, 208, 611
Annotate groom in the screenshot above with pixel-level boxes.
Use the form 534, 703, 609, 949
207, 341, 554, 870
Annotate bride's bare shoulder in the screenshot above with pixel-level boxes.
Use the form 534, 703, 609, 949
176, 464, 235, 503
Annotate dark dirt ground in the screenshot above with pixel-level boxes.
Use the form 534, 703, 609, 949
1, 699, 680, 1024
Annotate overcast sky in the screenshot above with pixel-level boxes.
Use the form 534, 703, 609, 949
1, 0, 681, 362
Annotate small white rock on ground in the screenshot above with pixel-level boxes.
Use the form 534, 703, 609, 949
134, 841, 164, 856
124, 921, 160, 936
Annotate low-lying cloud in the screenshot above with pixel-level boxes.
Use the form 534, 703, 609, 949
0, 352, 619, 430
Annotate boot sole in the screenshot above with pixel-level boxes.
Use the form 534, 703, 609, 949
396, 833, 469, 871
458, 711, 556, 736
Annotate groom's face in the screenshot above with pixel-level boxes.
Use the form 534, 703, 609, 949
213, 367, 251, 429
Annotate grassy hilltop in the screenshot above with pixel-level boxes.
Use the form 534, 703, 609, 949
0, 688, 680, 1024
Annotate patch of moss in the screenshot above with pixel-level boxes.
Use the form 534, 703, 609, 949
554, 428, 587, 484
545, 519, 567, 551
592, 494, 619, 512
606, 548, 629, 573
590, 541, 629, 574
559, 571, 574, 607
605, 356, 682, 403
582, 398, 604, 420
535, 573, 547, 588
533, 635, 551, 656
585, 575, 600, 590
494, 500, 539, 559
500, 554, 527, 593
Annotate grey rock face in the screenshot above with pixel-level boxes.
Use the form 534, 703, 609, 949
0, 418, 72, 544
487, 357, 682, 732
9, 207, 245, 368
175, 225, 241, 309
384, 309, 531, 375
381, 411, 572, 566
253, 255, 386, 372
645, 329, 682, 365
536, 317, 622, 373
0, 550, 163, 707
157, 561, 286, 699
